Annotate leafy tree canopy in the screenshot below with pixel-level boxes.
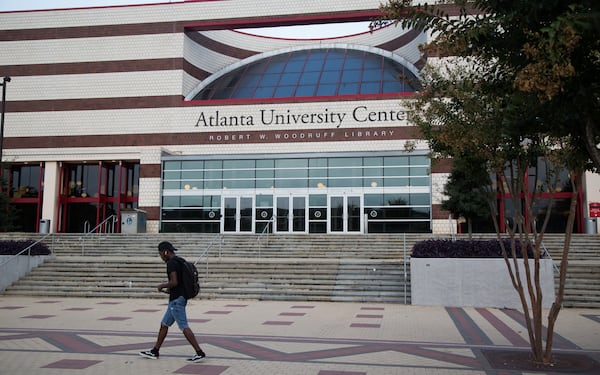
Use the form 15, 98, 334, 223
375, 0, 600, 172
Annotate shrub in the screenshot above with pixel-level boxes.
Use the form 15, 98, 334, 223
0, 240, 51, 256
411, 239, 535, 258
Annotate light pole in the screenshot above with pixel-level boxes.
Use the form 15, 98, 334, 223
0, 76, 11, 163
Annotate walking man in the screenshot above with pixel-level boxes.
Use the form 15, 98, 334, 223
140, 241, 206, 362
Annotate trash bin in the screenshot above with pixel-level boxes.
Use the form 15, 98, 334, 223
121, 209, 147, 234
584, 217, 598, 234
39, 219, 51, 234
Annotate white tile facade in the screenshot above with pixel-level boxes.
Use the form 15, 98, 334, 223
0, 1, 439, 234
7, 0, 589, 236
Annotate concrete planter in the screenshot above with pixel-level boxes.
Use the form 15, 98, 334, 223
411, 258, 556, 308
0, 255, 52, 292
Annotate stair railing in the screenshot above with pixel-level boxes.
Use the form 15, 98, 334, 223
80, 215, 118, 255
403, 232, 408, 304
539, 240, 560, 275
193, 233, 224, 276
256, 217, 274, 258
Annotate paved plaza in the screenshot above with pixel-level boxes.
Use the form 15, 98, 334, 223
0, 296, 599, 375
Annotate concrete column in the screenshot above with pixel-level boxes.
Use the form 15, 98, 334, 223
41, 161, 60, 233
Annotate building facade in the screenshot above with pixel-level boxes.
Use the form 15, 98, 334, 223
1, 0, 598, 234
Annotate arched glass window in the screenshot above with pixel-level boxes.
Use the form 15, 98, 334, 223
190, 46, 420, 101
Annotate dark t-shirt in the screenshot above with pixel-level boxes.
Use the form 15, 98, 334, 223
166, 257, 185, 301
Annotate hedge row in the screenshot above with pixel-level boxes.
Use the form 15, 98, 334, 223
411, 239, 536, 258
0, 240, 51, 256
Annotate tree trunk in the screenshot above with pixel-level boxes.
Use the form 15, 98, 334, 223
543, 170, 580, 364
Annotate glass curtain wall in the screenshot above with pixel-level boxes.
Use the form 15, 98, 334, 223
59, 162, 139, 233
161, 153, 431, 233
2, 163, 44, 232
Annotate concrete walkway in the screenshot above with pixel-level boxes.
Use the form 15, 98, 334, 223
0, 296, 599, 374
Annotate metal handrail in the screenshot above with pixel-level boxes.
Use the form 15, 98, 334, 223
90, 214, 118, 234
256, 217, 273, 258
80, 215, 118, 255
0, 233, 55, 267
193, 233, 224, 277
540, 240, 560, 275
403, 232, 408, 304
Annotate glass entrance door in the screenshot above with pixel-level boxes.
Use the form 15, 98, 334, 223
330, 195, 362, 233
223, 196, 253, 233
275, 196, 307, 233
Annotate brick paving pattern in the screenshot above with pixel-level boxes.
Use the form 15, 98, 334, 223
0, 296, 599, 374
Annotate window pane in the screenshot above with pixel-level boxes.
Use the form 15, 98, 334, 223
256, 194, 273, 206
163, 196, 180, 207
276, 179, 307, 188
276, 169, 308, 178
360, 82, 381, 94
338, 83, 359, 95
363, 167, 382, 177
163, 181, 180, 189
304, 59, 324, 71
343, 57, 363, 70
320, 72, 340, 84
276, 159, 308, 168
224, 160, 254, 169
182, 170, 202, 179
254, 86, 275, 98
385, 167, 409, 176
316, 84, 336, 96
284, 60, 305, 72
181, 196, 204, 207
385, 193, 410, 205
296, 85, 316, 96
182, 161, 203, 169
280, 72, 300, 84
163, 171, 180, 179
274, 85, 295, 97
224, 179, 254, 189
323, 58, 343, 70
410, 155, 429, 165
299, 71, 321, 84
410, 167, 429, 176
256, 159, 274, 168
309, 194, 327, 206
309, 168, 327, 177
384, 177, 409, 187
411, 193, 430, 205
164, 161, 181, 170
364, 194, 383, 206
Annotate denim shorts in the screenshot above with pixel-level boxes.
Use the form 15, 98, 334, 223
161, 296, 189, 330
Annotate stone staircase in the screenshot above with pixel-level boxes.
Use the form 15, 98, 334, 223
1, 233, 598, 307
539, 235, 600, 308
0, 233, 415, 303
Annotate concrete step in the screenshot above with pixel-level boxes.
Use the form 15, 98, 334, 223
1, 233, 598, 306
3, 255, 408, 303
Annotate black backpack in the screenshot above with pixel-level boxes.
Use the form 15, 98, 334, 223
174, 256, 200, 299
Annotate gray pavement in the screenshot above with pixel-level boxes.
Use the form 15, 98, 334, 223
0, 296, 599, 375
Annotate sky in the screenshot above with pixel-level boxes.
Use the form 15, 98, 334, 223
0, 0, 372, 39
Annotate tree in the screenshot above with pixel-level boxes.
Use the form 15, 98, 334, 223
375, 0, 599, 366
442, 155, 491, 237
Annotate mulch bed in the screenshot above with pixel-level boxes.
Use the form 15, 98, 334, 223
482, 349, 600, 374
